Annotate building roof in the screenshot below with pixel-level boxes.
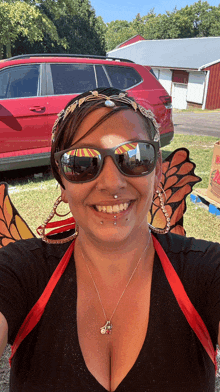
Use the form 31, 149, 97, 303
115, 34, 145, 49
107, 37, 220, 70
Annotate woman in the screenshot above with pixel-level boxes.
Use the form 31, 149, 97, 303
0, 87, 219, 392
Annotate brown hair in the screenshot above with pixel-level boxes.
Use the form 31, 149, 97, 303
51, 87, 159, 188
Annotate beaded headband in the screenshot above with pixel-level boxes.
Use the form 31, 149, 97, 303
52, 90, 160, 144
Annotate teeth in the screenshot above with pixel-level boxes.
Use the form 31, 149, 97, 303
95, 203, 130, 213
112, 205, 120, 213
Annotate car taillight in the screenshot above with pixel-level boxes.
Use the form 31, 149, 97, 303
159, 95, 172, 109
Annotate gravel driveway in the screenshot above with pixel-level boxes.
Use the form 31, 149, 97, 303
173, 111, 220, 138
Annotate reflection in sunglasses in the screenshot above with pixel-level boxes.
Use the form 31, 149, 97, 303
67, 148, 100, 157
56, 140, 158, 183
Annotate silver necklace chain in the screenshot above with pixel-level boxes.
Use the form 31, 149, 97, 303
80, 233, 152, 335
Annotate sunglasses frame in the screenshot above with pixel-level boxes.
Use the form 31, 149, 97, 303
54, 139, 160, 184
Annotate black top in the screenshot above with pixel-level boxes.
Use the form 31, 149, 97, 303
0, 233, 220, 391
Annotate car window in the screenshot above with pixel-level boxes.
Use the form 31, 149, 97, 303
0, 65, 40, 99
0, 71, 9, 98
104, 66, 142, 90
95, 65, 110, 88
149, 68, 158, 79
50, 64, 97, 95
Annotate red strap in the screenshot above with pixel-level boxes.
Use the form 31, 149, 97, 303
36, 217, 76, 236
152, 235, 217, 369
43, 217, 75, 229
9, 240, 75, 365
45, 224, 76, 236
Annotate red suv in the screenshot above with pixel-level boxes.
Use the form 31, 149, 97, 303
0, 54, 173, 172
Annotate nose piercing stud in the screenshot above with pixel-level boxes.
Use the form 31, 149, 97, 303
113, 195, 118, 199
100, 221, 103, 224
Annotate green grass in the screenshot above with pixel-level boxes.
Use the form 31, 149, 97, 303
4, 134, 220, 243
8, 177, 63, 235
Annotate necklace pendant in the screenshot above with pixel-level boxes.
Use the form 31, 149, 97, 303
100, 321, 112, 335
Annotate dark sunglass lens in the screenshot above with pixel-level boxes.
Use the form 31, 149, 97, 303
61, 148, 101, 182
115, 142, 155, 175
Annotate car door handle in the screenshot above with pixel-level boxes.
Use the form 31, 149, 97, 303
29, 106, 46, 112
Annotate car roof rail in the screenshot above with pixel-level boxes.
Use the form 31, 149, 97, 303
6, 53, 134, 63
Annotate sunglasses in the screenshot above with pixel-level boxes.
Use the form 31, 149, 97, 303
54, 140, 159, 183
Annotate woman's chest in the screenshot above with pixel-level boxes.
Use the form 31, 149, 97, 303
12, 255, 215, 391
76, 267, 153, 391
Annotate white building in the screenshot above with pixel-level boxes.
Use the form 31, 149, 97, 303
107, 37, 220, 110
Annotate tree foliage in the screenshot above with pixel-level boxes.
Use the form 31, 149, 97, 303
1, 0, 106, 58
42, 0, 106, 55
0, 0, 65, 58
105, 20, 137, 52
23, 0, 77, 19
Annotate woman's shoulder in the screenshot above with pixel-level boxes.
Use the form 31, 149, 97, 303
155, 232, 220, 256
154, 232, 220, 279
0, 236, 71, 270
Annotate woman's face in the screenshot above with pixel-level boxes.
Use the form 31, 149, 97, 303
61, 108, 162, 245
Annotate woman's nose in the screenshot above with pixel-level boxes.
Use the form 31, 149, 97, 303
95, 156, 127, 193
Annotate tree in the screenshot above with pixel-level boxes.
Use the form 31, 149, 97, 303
139, 12, 164, 39
132, 9, 157, 37
23, 0, 77, 19
140, 1, 220, 39
105, 20, 137, 52
157, 8, 194, 39
0, 1, 66, 58
51, 0, 106, 54
12, 0, 106, 56
190, 0, 220, 36
95, 16, 107, 52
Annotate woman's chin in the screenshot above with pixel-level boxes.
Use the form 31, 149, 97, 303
82, 222, 140, 247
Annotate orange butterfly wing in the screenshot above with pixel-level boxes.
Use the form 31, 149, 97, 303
148, 148, 201, 236
0, 182, 35, 248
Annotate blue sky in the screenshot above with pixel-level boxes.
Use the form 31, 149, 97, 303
90, 0, 220, 23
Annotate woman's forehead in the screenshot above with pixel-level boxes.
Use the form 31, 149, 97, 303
72, 107, 149, 146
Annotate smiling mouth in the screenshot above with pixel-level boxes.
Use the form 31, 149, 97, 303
93, 201, 132, 214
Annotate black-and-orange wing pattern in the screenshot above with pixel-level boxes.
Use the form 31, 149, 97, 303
0, 182, 35, 249
148, 148, 201, 236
